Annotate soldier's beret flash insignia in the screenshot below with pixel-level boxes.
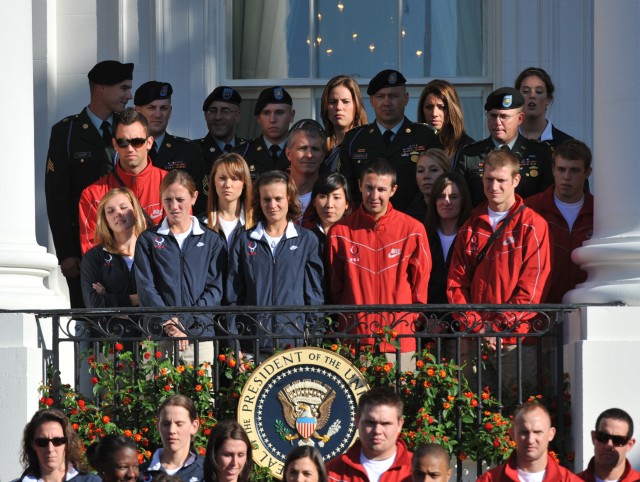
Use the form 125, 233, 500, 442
223, 88, 233, 100
274, 87, 284, 100
503, 95, 513, 108
238, 347, 369, 479
388, 72, 397, 84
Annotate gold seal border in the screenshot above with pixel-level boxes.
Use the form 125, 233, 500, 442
237, 347, 370, 479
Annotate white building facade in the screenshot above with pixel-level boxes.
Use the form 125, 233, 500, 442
3, 0, 640, 477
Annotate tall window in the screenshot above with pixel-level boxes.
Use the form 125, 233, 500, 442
231, 0, 483, 80
228, 0, 488, 139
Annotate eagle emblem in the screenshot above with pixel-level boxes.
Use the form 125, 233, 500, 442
276, 379, 341, 446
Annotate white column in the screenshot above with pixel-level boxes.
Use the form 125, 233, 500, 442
0, 0, 66, 477
565, 1, 640, 305
565, 1, 640, 474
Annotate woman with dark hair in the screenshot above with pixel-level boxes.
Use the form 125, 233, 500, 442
283, 446, 326, 482
17, 409, 99, 482
81, 187, 147, 307
417, 79, 474, 167
515, 67, 574, 147
206, 153, 254, 247
302, 173, 352, 248
139, 395, 203, 482
226, 171, 324, 354
406, 148, 450, 222
424, 172, 472, 303
320, 75, 368, 172
86, 434, 139, 482
203, 420, 252, 482
135, 170, 226, 363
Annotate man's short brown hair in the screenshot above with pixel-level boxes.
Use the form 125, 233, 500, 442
356, 386, 404, 418
484, 149, 520, 178
553, 139, 592, 171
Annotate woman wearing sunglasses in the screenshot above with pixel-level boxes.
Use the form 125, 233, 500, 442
17, 409, 99, 482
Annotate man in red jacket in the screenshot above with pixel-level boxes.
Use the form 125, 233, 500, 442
79, 108, 167, 253
327, 387, 412, 482
478, 402, 580, 482
578, 408, 639, 482
326, 159, 431, 369
447, 149, 551, 393
525, 139, 593, 302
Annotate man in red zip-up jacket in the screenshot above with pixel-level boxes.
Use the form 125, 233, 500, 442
525, 139, 593, 302
447, 149, 551, 392
79, 108, 167, 254
478, 402, 580, 482
327, 159, 431, 369
327, 387, 412, 482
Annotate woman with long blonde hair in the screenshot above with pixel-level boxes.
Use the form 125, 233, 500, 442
80, 187, 147, 307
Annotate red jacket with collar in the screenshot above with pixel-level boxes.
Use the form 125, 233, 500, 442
326, 439, 413, 482
326, 203, 430, 352
78, 158, 167, 254
577, 457, 640, 482
446, 195, 551, 339
525, 187, 593, 302
477, 452, 581, 482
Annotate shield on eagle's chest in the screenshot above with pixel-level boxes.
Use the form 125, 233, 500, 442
296, 416, 316, 440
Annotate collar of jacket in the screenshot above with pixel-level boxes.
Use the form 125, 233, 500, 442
250, 221, 298, 241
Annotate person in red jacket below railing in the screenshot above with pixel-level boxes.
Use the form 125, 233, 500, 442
326, 159, 431, 369
477, 402, 581, 482
525, 139, 593, 302
578, 408, 640, 482
447, 148, 551, 393
326, 387, 412, 482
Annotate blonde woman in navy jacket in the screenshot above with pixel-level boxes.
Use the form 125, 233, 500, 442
226, 171, 324, 356
135, 170, 226, 365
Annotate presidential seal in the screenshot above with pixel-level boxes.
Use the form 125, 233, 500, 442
238, 347, 369, 479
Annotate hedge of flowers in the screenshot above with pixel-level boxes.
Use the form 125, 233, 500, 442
39, 334, 572, 477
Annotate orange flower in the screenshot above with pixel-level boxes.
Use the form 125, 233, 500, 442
218, 354, 226, 362
198, 369, 206, 377
331, 344, 338, 351
123, 430, 133, 437
447, 395, 455, 401
481, 392, 490, 400
485, 422, 493, 431
471, 399, 478, 407
228, 359, 237, 368
199, 446, 206, 456
164, 385, 172, 391
443, 402, 451, 409
416, 360, 425, 369
134, 433, 142, 442
439, 370, 447, 378
195, 384, 203, 392
426, 368, 435, 377
176, 365, 185, 374
160, 368, 168, 376
383, 363, 393, 373
137, 453, 144, 464
459, 452, 467, 461
493, 439, 501, 447
115, 342, 124, 351
102, 415, 110, 424
72, 423, 79, 431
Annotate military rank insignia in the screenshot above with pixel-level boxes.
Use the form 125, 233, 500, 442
238, 347, 369, 478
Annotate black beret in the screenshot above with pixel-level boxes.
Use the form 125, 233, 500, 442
484, 87, 525, 111
134, 81, 173, 106
202, 86, 242, 111
367, 69, 407, 95
254, 86, 293, 115
87, 60, 134, 85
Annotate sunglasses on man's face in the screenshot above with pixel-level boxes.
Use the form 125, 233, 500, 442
594, 430, 630, 447
34, 437, 66, 448
115, 137, 148, 149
